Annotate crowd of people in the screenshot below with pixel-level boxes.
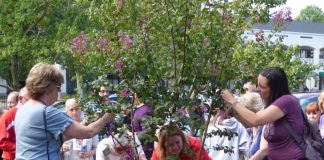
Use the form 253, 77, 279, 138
0, 63, 324, 160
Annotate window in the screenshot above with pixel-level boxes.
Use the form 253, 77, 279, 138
320, 49, 324, 59
295, 47, 314, 58
300, 36, 313, 39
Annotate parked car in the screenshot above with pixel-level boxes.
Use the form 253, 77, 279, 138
293, 92, 320, 110
53, 100, 66, 110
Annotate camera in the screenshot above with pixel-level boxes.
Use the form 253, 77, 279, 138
81, 145, 87, 152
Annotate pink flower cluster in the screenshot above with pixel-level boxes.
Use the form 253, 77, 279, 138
119, 33, 133, 46
272, 7, 293, 29
120, 87, 130, 97
211, 67, 219, 76
178, 107, 188, 116
115, 0, 123, 9
255, 30, 264, 42
96, 37, 109, 52
115, 59, 124, 72
71, 31, 90, 53
204, 37, 209, 44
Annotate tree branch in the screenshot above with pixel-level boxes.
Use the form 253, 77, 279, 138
164, 0, 177, 81
24, 0, 49, 36
180, 0, 188, 78
0, 84, 12, 91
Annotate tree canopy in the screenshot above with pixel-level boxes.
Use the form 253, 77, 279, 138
0, 0, 314, 93
0, 0, 96, 91
295, 5, 324, 22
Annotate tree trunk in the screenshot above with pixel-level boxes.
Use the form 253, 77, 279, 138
76, 72, 85, 98
10, 53, 19, 91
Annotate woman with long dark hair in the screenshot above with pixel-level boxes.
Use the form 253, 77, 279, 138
221, 67, 305, 159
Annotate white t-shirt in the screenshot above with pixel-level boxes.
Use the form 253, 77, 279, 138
205, 117, 249, 160
63, 135, 99, 160
96, 133, 144, 160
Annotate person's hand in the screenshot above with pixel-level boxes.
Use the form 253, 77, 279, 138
104, 112, 116, 123
79, 150, 94, 159
220, 89, 236, 104
212, 108, 220, 115
123, 108, 130, 116
80, 120, 89, 126
62, 144, 70, 152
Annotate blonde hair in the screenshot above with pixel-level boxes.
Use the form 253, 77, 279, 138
211, 93, 264, 126
156, 124, 190, 160
65, 98, 78, 111
238, 92, 264, 113
26, 63, 63, 100
318, 91, 324, 112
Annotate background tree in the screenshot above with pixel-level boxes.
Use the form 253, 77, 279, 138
0, 0, 65, 91
0, 0, 92, 92
295, 5, 324, 22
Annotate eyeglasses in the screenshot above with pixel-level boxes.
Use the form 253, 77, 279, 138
56, 85, 61, 91
100, 90, 109, 93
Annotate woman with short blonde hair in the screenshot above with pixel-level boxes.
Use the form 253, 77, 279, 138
15, 63, 115, 160
239, 92, 264, 113
317, 92, 324, 139
318, 91, 324, 113
238, 93, 268, 160
26, 63, 64, 100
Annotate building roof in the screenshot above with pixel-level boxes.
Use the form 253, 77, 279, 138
252, 20, 324, 34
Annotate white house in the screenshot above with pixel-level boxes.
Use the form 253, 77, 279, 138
244, 20, 324, 91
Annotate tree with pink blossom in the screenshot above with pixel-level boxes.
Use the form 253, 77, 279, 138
66, 1, 315, 159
